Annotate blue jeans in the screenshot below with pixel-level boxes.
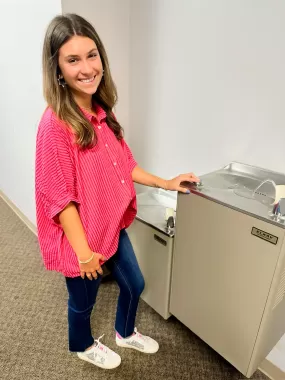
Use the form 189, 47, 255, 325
65, 229, 145, 352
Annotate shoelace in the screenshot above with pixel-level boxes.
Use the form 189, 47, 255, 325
94, 334, 108, 354
134, 327, 148, 341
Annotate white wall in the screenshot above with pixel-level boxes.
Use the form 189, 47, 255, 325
130, 0, 285, 179
266, 334, 285, 373
0, 0, 62, 224
61, 0, 131, 137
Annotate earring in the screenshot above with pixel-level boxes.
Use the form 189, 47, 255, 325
57, 75, 66, 88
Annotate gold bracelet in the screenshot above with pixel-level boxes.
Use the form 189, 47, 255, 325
78, 253, 94, 264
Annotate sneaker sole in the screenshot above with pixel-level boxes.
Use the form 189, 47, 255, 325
116, 339, 159, 354
77, 352, 121, 369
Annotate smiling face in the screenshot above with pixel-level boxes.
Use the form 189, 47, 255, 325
58, 35, 104, 106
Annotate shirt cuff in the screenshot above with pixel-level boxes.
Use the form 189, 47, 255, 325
42, 193, 80, 223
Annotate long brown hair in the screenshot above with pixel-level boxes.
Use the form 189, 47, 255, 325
42, 13, 123, 148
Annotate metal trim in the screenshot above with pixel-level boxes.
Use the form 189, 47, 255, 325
134, 215, 175, 237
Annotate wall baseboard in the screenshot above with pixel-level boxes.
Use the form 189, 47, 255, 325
259, 358, 285, 380
0, 190, 37, 236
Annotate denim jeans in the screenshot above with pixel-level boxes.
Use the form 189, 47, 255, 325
65, 229, 145, 352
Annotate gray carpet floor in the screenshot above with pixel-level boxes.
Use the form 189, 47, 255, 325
0, 197, 268, 380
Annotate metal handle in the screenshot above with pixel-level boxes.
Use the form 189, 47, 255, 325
154, 234, 167, 246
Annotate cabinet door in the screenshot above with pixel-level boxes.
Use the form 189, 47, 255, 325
170, 193, 283, 376
127, 219, 173, 319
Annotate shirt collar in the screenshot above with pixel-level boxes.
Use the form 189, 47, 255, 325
80, 103, 107, 122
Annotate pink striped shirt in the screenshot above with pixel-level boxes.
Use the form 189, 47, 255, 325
35, 105, 137, 277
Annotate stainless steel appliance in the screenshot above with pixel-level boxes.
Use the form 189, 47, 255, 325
170, 162, 285, 378
127, 190, 176, 319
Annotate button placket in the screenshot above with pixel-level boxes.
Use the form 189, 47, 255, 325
103, 138, 121, 181
100, 127, 129, 192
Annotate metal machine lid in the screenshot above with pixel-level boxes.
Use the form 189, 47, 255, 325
135, 189, 176, 237
182, 162, 285, 229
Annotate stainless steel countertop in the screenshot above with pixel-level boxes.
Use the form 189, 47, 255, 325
135, 190, 176, 237
182, 162, 285, 229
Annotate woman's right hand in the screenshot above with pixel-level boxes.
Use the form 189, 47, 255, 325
79, 252, 106, 280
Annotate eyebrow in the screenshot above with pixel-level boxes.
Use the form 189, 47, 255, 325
65, 48, 98, 59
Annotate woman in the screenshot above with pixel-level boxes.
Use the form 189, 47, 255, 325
35, 13, 199, 370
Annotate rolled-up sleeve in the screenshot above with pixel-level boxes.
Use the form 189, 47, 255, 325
120, 138, 138, 173
35, 119, 79, 222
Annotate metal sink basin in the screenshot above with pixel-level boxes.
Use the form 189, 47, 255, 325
135, 190, 177, 236
199, 162, 282, 201
200, 172, 275, 204
200, 171, 261, 191
182, 162, 285, 228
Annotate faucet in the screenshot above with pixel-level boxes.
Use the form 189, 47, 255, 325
271, 198, 285, 220
165, 216, 175, 235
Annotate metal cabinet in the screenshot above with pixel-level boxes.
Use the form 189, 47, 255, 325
170, 162, 285, 378
127, 190, 176, 319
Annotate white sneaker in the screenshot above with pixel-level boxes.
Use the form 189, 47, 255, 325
116, 328, 159, 354
77, 335, 121, 369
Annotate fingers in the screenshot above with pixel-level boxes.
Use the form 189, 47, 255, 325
79, 253, 105, 280
179, 173, 200, 183
82, 267, 103, 280
178, 186, 191, 194
185, 173, 200, 182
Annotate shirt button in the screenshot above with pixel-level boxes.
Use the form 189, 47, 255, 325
121, 179, 125, 184
114, 162, 117, 166
98, 125, 101, 129
105, 144, 108, 147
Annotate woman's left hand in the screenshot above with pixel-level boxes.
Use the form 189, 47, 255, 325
166, 172, 200, 193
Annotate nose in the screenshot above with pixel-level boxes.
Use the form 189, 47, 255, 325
80, 59, 93, 76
